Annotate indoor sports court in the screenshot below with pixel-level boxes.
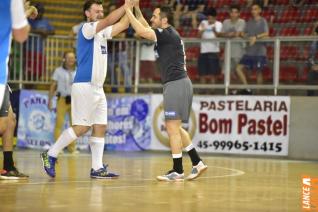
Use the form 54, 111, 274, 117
1, 0, 318, 211
1, 151, 318, 212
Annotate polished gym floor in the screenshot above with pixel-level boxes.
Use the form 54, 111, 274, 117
0, 150, 317, 212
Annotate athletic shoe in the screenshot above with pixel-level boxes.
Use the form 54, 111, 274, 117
238, 89, 253, 95
90, 164, 119, 179
156, 170, 184, 182
40, 151, 57, 178
186, 161, 208, 180
0, 168, 29, 180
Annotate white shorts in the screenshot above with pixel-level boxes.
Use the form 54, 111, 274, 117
71, 83, 107, 126
0, 84, 5, 108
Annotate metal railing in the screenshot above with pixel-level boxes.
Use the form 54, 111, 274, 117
8, 34, 318, 95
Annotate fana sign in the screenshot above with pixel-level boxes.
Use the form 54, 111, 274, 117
17, 90, 56, 149
151, 95, 290, 156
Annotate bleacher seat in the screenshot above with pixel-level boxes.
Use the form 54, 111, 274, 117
280, 66, 298, 82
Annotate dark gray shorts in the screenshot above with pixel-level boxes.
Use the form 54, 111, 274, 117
163, 77, 193, 123
0, 85, 10, 117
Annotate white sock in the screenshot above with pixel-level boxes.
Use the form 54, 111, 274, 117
184, 144, 194, 152
0, 84, 5, 108
48, 128, 77, 158
89, 137, 105, 171
172, 153, 182, 158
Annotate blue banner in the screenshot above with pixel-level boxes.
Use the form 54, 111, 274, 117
17, 90, 56, 149
105, 95, 151, 151
17, 90, 151, 151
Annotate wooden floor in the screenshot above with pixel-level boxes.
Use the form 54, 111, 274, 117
0, 150, 317, 212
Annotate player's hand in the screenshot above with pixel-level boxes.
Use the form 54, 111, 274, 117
124, 0, 134, 10
249, 36, 257, 46
133, 0, 140, 7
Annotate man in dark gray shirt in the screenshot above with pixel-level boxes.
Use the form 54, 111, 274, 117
236, 3, 269, 93
125, 1, 207, 181
220, 5, 246, 78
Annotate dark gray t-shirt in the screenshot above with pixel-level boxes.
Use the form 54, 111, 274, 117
222, 18, 246, 58
245, 17, 269, 56
154, 26, 187, 84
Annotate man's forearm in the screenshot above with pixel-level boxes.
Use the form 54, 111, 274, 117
125, 8, 148, 35
256, 32, 269, 39
96, 6, 125, 33
134, 6, 150, 28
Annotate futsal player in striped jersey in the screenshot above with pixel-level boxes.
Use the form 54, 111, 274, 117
41, 0, 132, 179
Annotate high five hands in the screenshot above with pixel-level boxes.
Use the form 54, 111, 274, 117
124, 0, 134, 10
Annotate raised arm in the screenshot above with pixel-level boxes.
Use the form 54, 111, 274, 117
133, 0, 150, 28
95, 5, 126, 34
124, 5, 156, 41
111, 15, 130, 37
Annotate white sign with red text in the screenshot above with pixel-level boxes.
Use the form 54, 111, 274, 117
151, 95, 290, 156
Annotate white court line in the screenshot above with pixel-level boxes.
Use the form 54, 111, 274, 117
0, 165, 244, 186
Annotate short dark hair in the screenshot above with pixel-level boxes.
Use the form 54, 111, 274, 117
251, 3, 263, 10
205, 7, 217, 17
159, 6, 173, 24
230, 4, 241, 12
83, 0, 103, 20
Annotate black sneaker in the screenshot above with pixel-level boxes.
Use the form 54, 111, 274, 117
0, 168, 29, 180
238, 89, 253, 95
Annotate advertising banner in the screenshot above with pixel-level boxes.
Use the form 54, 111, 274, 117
105, 95, 151, 151
17, 90, 56, 149
151, 95, 290, 156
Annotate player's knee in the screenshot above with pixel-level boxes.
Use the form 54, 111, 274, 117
0, 118, 8, 134
166, 122, 179, 137
72, 126, 90, 137
8, 115, 16, 129
92, 125, 106, 137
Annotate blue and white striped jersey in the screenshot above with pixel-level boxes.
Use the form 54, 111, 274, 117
74, 22, 113, 87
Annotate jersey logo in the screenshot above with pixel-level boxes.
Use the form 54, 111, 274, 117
101, 45, 107, 54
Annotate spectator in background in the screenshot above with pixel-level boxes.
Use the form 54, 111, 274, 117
247, 0, 270, 8
290, 0, 306, 7
235, 3, 269, 94
220, 5, 246, 81
48, 52, 78, 154
140, 41, 158, 83
307, 25, 318, 96
26, 3, 55, 80
162, 0, 182, 28
197, 7, 222, 86
179, 0, 205, 29
29, 3, 55, 37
